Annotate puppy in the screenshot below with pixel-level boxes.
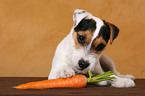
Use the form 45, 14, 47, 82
48, 9, 135, 88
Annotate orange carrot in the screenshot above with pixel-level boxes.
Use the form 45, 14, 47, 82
14, 75, 87, 89
14, 70, 116, 89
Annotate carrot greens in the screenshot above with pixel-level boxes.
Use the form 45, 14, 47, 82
87, 70, 116, 83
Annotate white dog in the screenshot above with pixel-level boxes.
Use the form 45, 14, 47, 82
48, 9, 135, 88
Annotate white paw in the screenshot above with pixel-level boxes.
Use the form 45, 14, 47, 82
97, 81, 108, 86
122, 75, 135, 80
56, 68, 75, 78
111, 78, 135, 88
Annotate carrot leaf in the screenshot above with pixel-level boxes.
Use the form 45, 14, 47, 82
88, 69, 93, 78
87, 70, 116, 83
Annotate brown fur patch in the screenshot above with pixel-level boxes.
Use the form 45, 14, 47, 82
73, 30, 93, 48
91, 36, 107, 54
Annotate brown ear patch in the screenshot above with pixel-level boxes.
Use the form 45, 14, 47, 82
91, 36, 107, 54
73, 30, 93, 48
106, 22, 119, 44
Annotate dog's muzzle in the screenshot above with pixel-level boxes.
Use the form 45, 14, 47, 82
78, 59, 90, 70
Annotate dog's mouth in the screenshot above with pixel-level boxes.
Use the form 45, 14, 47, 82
74, 66, 89, 75
75, 66, 89, 71
76, 67, 84, 70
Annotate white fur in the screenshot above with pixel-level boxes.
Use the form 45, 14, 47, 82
91, 16, 104, 42
109, 75, 135, 88
48, 9, 135, 88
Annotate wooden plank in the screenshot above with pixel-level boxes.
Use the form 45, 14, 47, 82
0, 77, 144, 96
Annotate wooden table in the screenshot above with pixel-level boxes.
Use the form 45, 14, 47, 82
0, 77, 145, 96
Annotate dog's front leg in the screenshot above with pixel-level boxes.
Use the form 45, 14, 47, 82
48, 34, 76, 79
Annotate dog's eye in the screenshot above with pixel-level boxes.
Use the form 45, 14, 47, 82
95, 43, 105, 51
77, 35, 86, 44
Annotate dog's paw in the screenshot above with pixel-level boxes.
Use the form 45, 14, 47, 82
122, 74, 135, 80
111, 78, 135, 88
97, 81, 108, 86
56, 68, 75, 78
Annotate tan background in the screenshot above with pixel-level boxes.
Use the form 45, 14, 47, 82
0, 0, 145, 78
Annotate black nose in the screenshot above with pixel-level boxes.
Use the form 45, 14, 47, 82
78, 59, 90, 70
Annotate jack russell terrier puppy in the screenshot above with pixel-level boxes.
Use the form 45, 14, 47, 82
48, 9, 135, 88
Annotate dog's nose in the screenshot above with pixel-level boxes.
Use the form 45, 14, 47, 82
78, 59, 90, 70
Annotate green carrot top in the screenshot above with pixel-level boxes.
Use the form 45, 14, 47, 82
87, 70, 116, 83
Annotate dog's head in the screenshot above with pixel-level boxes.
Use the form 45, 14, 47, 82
71, 9, 119, 73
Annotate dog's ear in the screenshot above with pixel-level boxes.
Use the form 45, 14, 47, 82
73, 9, 92, 27
107, 22, 119, 44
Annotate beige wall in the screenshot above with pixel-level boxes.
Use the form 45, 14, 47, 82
0, 0, 145, 78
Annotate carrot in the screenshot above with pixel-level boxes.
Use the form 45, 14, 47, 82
14, 75, 87, 89
14, 70, 116, 89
